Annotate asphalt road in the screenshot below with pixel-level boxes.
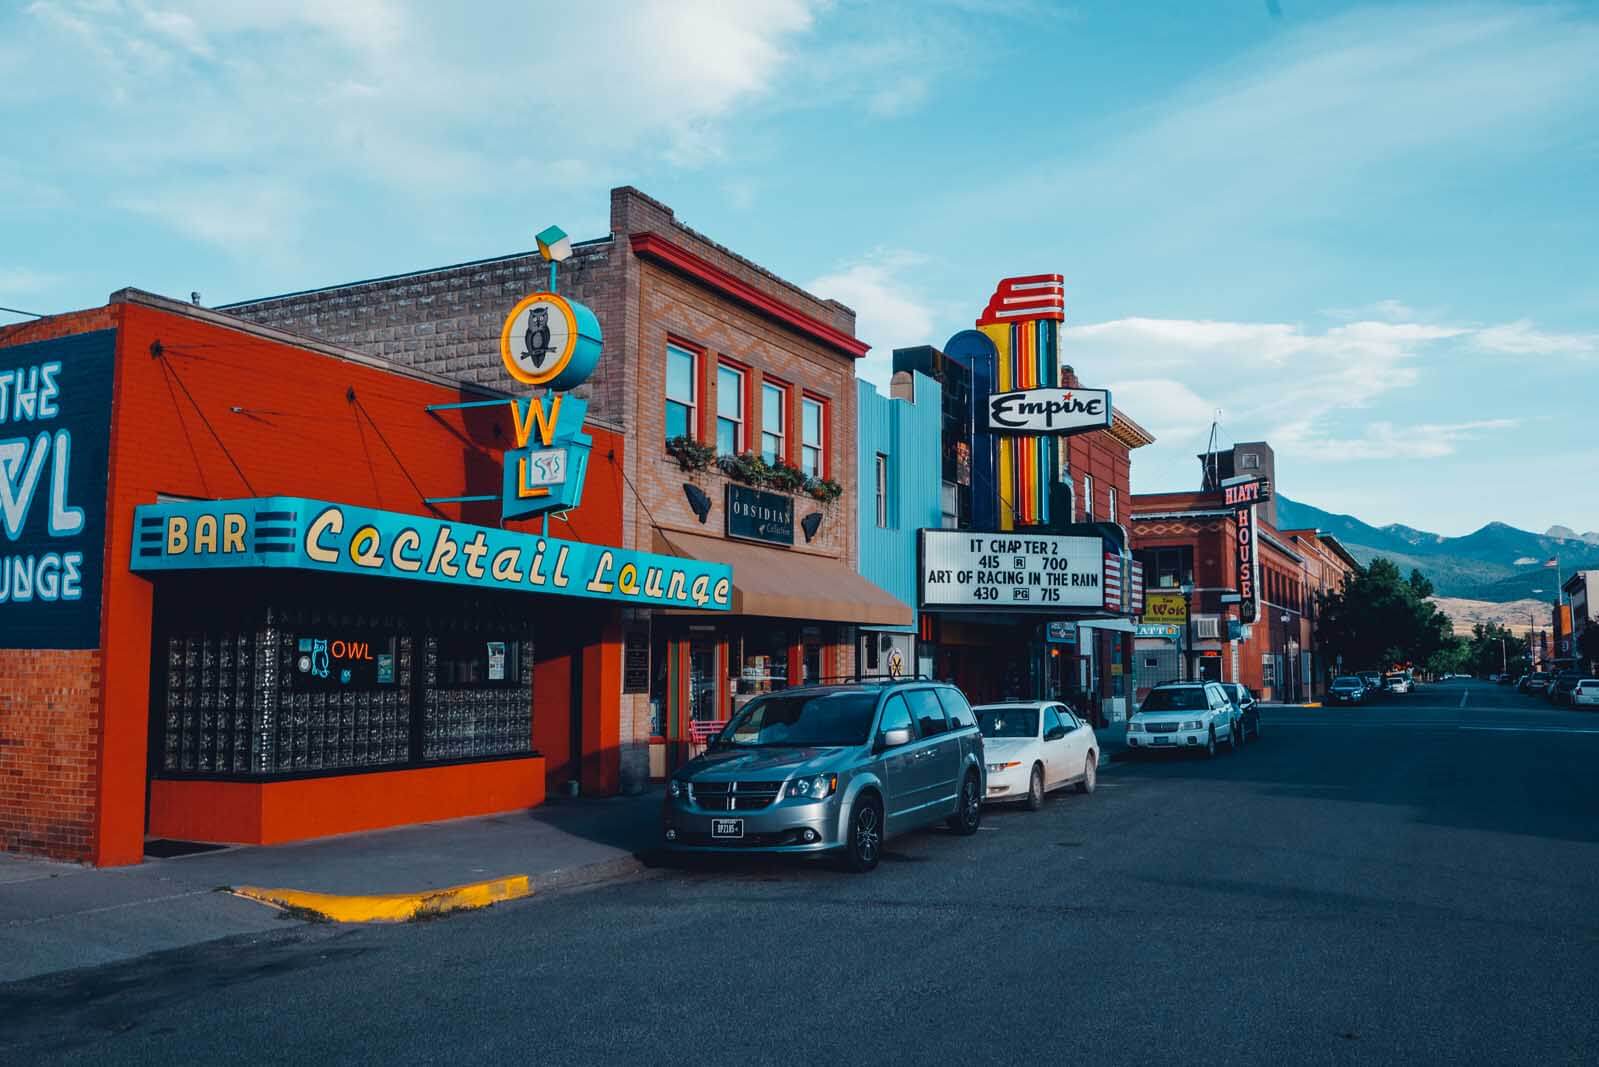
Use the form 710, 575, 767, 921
5, 679, 1598, 1065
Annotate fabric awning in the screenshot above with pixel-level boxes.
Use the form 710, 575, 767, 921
654, 529, 913, 627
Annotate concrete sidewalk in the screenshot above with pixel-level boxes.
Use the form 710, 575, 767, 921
0, 788, 663, 985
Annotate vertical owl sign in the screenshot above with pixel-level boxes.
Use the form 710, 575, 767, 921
498, 290, 603, 520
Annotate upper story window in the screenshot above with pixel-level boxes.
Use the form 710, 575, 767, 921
1109, 486, 1118, 524
1082, 474, 1094, 522
716, 364, 746, 456
665, 344, 698, 441
801, 396, 826, 478
875, 453, 890, 528
1135, 546, 1194, 590
761, 381, 787, 464
1240, 452, 1261, 470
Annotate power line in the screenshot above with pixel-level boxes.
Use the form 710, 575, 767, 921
0, 305, 45, 319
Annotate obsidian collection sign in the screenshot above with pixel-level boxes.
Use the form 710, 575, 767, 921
726, 484, 793, 546
1, 330, 116, 649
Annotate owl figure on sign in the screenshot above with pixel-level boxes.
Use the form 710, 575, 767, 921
523, 306, 552, 368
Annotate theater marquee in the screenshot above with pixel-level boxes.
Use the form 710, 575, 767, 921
920, 530, 1105, 610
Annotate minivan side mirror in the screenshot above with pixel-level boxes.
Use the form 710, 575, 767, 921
880, 726, 913, 750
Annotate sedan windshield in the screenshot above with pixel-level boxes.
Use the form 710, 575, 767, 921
1333, 677, 1362, 688
1140, 688, 1207, 712
976, 709, 1039, 738
719, 690, 878, 748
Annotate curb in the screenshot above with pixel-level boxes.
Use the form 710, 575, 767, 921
233, 874, 531, 923
530, 854, 650, 893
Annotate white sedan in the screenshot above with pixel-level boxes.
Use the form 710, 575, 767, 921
972, 701, 1099, 809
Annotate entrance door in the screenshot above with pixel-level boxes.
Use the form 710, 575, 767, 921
1198, 656, 1222, 682
689, 634, 718, 727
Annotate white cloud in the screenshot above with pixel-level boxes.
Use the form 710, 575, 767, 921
0, 268, 63, 294
1323, 299, 1418, 323
807, 250, 936, 388
120, 179, 309, 250
11, 1, 823, 250
1101, 378, 1218, 442
1471, 320, 1599, 357
1273, 418, 1521, 461
868, 76, 929, 118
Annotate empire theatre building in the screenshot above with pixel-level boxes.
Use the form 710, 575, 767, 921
906, 277, 1152, 727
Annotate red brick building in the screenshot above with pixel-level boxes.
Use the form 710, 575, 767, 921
1130, 442, 1358, 703
225, 186, 907, 785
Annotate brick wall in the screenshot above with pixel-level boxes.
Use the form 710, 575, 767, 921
0, 649, 100, 860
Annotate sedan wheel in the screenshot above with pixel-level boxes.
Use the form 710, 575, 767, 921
1025, 764, 1045, 811
1076, 754, 1097, 794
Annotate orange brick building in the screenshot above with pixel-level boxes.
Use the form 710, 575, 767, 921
0, 291, 666, 864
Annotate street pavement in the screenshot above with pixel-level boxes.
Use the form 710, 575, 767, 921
4, 679, 1597, 1065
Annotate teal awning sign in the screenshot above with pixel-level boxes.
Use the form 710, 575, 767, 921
1136, 623, 1181, 639
131, 497, 732, 611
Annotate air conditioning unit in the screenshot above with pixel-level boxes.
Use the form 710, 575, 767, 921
1194, 616, 1220, 640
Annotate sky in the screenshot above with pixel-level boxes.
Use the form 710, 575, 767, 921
3, 0, 1598, 536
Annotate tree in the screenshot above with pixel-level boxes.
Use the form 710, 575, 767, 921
1463, 622, 1527, 678
1316, 557, 1454, 672
1426, 635, 1470, 677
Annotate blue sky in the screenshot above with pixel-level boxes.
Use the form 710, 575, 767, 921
3, 0, 1597, 536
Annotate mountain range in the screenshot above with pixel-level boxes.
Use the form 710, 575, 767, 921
1275, 495, 1599, 601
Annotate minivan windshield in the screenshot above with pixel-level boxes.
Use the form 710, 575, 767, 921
718, 690, 879, 748
1140, 688, 1208, 712
976, 708, 1038, 738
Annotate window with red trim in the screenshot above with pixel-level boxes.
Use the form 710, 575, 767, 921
761, 380, 788, 464
665, 342, 700, 443
801, 395, 827, 478
715, 363, 747, 456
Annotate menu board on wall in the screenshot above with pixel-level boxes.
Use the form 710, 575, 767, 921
623, 629, 650, 694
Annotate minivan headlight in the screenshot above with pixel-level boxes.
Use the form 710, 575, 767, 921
787, 773, 837, 800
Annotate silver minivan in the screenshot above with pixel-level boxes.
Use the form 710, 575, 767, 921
662, 681, 987, 872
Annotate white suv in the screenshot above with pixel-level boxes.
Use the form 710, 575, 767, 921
1126, 682, 1241, 758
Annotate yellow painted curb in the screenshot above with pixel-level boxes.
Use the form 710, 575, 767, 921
233, 874, 531, 923
1303, 702, 1322, 708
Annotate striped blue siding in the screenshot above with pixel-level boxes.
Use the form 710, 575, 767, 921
857, 373, 943, 629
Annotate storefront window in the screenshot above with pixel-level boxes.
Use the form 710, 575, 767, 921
736, 626, 790, 697
152, 576, 534, 779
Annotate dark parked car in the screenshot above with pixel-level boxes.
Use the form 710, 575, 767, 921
1520, 672, 1552, 694
1548, 673, 1583, 705
1221, 683, 1261, 740
1328, 676, 1366, 704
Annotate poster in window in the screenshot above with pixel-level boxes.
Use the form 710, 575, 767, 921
487, 641, 507, 681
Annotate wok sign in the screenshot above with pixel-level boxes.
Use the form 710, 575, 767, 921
986, 388, 1112, 435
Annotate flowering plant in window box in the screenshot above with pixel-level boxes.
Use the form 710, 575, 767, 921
717, 451, 810, 493
805, 477, 843, 503
666, 435, 716, 472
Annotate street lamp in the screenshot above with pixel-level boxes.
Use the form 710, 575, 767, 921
1280, 612, 1293, 704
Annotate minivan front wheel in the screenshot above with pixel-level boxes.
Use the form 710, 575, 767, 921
948, 772, 982, 835
843, 794, 883, 873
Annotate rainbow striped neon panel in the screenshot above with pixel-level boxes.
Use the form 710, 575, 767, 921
977, 275, 1065, 531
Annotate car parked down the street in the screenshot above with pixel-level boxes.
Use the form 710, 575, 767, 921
1328, 676, 1367, 704
1384, 673, 1412, 695
1547, 672, 1582, 706
973, 701, 1098, 808
1570, 679, 1599, 709
662, 680, 986, 873
1126, 682, 1241, 757
1221, 682, 1261, 740
1520, 672, 1552, 695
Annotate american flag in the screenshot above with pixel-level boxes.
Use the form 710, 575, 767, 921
1129, 560, 1145, 616
1103, 551, 1123, 612
977, 274, 1066, 326
1546, 558, 1559, 568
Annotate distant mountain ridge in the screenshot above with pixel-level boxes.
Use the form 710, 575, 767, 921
1275, 495, 1599, 600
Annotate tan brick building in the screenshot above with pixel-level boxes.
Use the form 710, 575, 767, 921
226, 187, 909, 789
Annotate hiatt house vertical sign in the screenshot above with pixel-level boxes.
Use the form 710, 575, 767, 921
1224, 477, 1270, 625
1, 330, 116, 648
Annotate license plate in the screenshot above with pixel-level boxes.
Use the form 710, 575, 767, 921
1152, 736, 1170, 745
711, 818, 744, 839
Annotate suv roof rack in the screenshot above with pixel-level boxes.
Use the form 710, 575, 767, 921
800, 673, 943, 686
